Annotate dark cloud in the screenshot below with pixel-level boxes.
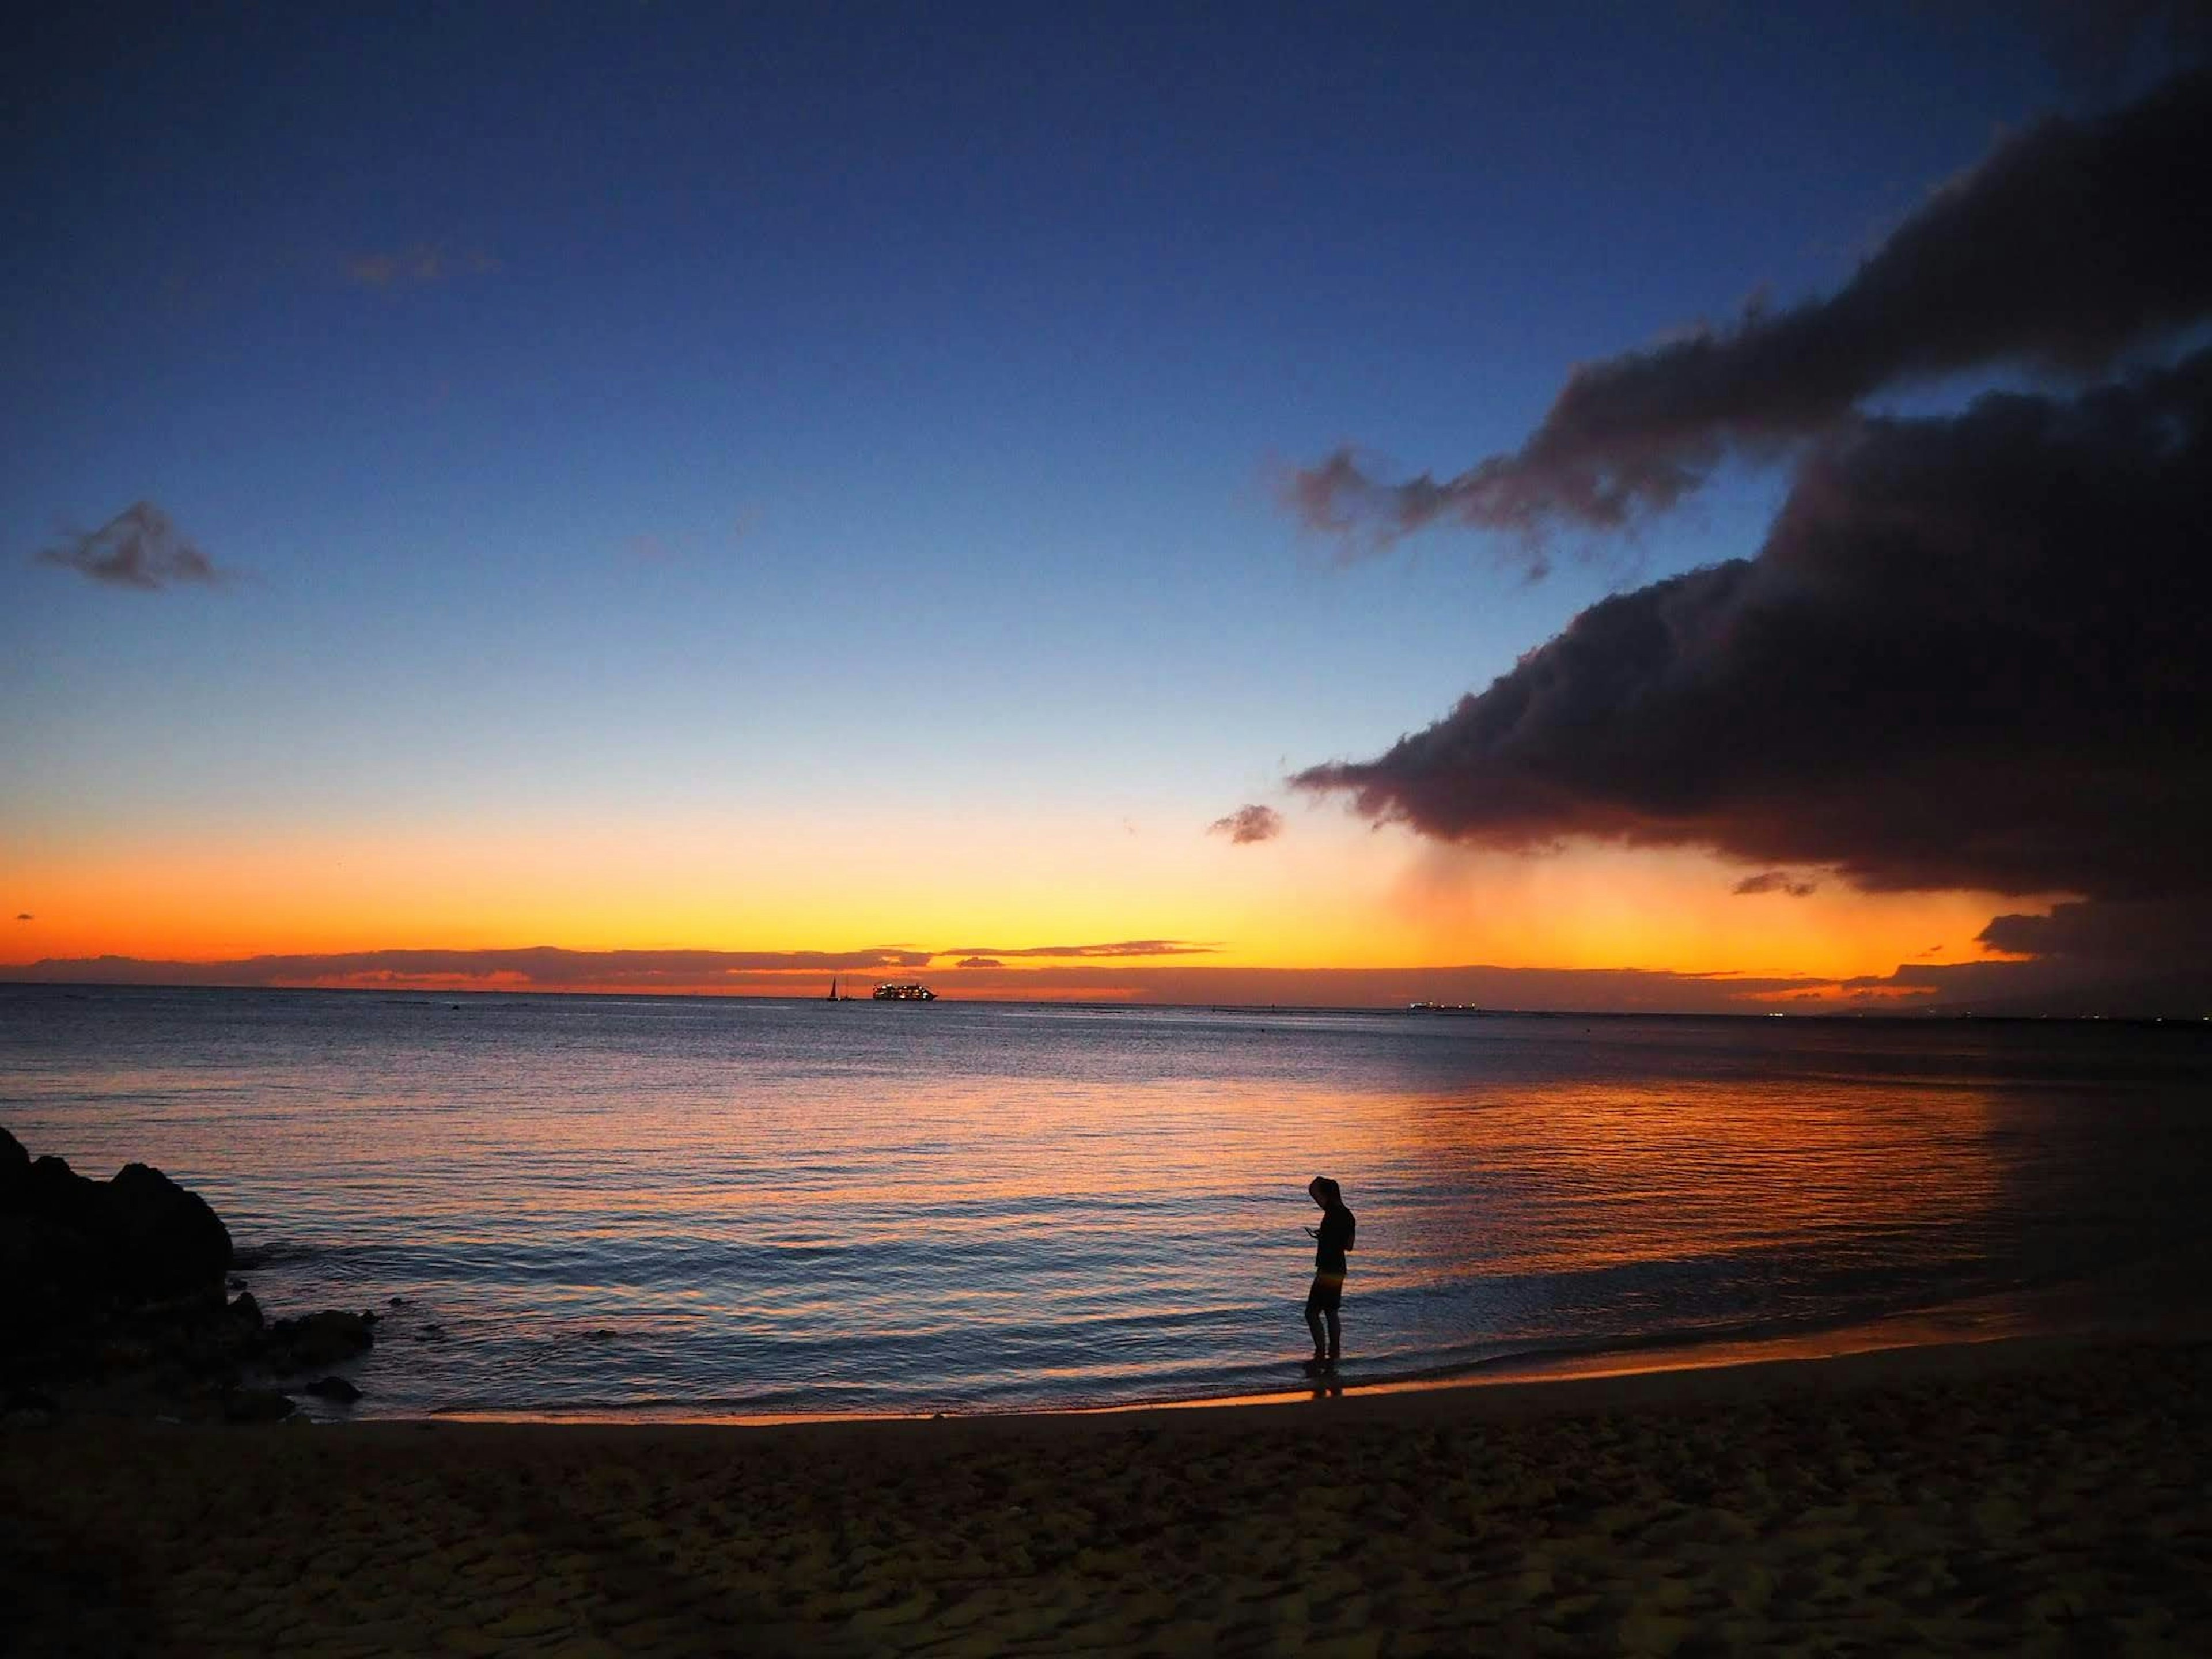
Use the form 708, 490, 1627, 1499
1976, 899, 2203, 969
13, 914, 30, 922
1732, 871, 1819, 898
956, 957, 1003, 969
36, 501, 230, 590
1296, 350, 2212, 1003
1840, 948, 2212, 1018
1288, 69, 2212, 551
946, 940, 1217, 960
2044, 1, 2212, 88
1207, 805, 1284, 845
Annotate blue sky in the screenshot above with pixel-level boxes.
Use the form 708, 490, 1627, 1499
10, 1, 2184, 997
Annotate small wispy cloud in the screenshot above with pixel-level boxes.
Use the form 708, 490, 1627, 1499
947, 940, 1218, 960
956, 957, 1003, 968
621, 511, 756, 565
1209, 804, 1283, 845
346, 245, 498, 290
37, 502, 232, 590
1732, 870, 1820, 898
13, 914, 31, 922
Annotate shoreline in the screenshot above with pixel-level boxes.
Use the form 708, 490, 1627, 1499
412, 1326, 2116, 1435
404, 1266, 2205, 1429
10, 1324, 2208, 1654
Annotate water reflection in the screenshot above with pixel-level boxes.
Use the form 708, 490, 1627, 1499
3, 986, 2207, 1416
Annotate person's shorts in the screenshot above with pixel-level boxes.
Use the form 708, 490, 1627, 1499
1305, 1272, 1344, 1315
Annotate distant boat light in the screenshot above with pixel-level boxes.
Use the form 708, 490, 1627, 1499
872, 983, 937, 1001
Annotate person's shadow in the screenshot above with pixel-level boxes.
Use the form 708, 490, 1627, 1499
1305, 1371, 1344, 1401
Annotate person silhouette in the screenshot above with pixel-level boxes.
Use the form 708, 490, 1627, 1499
1302, 1176, 1355, 1372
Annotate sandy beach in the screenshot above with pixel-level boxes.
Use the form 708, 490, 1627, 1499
6, 1334, 2209, 1657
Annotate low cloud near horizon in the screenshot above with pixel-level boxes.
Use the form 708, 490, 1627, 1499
37, 501, 232, 590
0, 949, 1891, 1014
0, 941, 1218, 994
7, 943, 2197, 1016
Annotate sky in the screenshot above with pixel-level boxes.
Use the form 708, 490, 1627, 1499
5, 1, 2209, 1012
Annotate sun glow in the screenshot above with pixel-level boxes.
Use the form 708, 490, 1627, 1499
3, 802, 2017, 1007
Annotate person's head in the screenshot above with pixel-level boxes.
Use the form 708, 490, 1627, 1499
1309, 1176, 1341, 1209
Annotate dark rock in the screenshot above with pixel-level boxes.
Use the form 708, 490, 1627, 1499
3, 1139, 232, 1333
268, 1309, 374, 1370
0, 1126, 27, 1203
222, 1388, 296, 1424
24, 1153, 104, 1233
108, 1162, 232, 1297
387, 1295, 410, 1306
303, 1375, 362, 1403
3, 1129, 381, 1418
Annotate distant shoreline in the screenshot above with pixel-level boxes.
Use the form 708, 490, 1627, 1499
5, 978, 2206, 1027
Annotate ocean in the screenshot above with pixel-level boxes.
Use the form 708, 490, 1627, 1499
4, 984, 2208, 1419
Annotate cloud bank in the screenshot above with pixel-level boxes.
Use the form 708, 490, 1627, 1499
1295, 353, 2212, 1009
1289, 70, 2212, 550
0, 941, 1220, 995
0, 947, 933, 992
1, 950, 1844, 1013
37, 502, 231, 590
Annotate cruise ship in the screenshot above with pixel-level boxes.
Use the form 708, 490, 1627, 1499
871, 983, 937, 1001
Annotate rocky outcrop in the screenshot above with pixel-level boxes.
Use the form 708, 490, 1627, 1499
108, 1160, 233, 1297
2, 1131, 233, 1325
1, 1126, 374, 1421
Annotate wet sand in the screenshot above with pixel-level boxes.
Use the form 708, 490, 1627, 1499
6, 1334, 2210, 1656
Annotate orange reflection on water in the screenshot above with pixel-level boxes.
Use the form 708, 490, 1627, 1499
1372, 1067, 2004, 1287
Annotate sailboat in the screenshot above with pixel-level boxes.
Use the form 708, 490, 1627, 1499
827, 978, 840, 1002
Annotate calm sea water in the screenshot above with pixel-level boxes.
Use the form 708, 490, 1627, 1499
3, 985, 2209, 1419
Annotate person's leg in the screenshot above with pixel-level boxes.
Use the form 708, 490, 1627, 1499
1323, 1306, 1340, 1363
1304, 1281, 1328, 1358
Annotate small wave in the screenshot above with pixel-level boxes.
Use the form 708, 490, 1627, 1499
232, 1239, 324, 1268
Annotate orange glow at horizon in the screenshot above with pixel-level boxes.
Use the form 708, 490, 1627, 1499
2, 806, 2052, 998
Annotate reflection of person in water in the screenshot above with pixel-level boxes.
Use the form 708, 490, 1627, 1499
1302, 1176, 1355, 1372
